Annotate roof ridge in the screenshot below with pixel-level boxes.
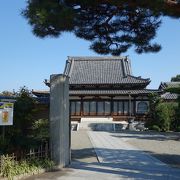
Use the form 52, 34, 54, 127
164, 81, 180, 84
68, 56, 127, 61
126, 75, 150, 81
32, 90, 49, 93
68, 59, 74, 77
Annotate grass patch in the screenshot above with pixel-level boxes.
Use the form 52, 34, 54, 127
0, 155, 54, 180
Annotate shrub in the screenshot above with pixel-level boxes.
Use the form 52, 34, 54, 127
0, 136, 10, 154
32, 119, 49, 142
148, 93, 179, 132
168, 103, 178, 130
176, 126, 180, 132
0, 155, 16, 180
155, 103, 171, 131
0, 155, 54, 180
151, 125, 161, 132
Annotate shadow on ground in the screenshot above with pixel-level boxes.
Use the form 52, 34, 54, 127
70, 147, 180, 179
71, 148, 98, 162
111, 130, 180, 141
145, 151, 180, 169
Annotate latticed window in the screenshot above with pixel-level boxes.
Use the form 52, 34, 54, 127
137, 101, 148, 114
90, 101, 96, 115
83, 101, 89, 115
124, 101, 128, 114
97, 101, 104, 115
104, 101, 111, 115
70, 101, 81, 115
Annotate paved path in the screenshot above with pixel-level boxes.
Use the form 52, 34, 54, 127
71, 130, 98, 163
25, 131, 180, 180
88, 131, 180, 179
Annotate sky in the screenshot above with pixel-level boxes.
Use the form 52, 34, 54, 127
0, 1, 180, 92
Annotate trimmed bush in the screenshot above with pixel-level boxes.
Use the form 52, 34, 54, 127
155, 103, 177, 132
155, 103, 170, 131
176, 126, 180, 132
151, 125, 161, 132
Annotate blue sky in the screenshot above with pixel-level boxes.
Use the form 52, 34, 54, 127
0, 1, 179, 92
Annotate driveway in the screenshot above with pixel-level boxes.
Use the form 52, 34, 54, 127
24, 130, 180, 180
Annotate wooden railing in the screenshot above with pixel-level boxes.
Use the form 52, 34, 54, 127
0, 141, 50, 171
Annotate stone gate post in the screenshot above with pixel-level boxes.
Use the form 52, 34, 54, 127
49, 74, 70, 167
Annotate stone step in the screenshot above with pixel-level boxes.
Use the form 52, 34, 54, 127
78, 118, 131, 131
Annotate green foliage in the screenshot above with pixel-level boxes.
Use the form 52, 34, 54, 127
5, 87, 36, 151
147, 93, 179, 132
171, 74, 180, 82
166, 86, 180, 94
0, 87, 50, 155
172, 104, 180, 130
0, 155, 54, 180
155, 103, 171, 131
176, 126, 180, 132
0, 136, 10, 154
1, 88, 42, 153
165, 76, 180, 130
151, 125, 161, 132
147, 93, 162, 126
32, 119, 49, 142
0, 155, 16, 180
22, 0, 180, 55
13, 87, 35, 133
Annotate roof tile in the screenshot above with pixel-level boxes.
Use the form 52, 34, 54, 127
64, 56, 150, 85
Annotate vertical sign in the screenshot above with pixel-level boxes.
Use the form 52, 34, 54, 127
0, 102, 14, 125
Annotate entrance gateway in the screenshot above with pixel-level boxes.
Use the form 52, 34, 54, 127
34, 56, 160, 167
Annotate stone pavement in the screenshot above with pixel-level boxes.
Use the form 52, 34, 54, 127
24, 130, 180, 180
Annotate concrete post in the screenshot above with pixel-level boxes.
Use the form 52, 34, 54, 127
49, 74, 70, 167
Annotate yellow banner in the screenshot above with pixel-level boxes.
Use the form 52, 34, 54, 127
0, 102, 14, 125
2, 111, 9, 122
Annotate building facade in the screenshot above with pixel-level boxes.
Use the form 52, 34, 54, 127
33, 56, 160, 122
159, 82, 180, 102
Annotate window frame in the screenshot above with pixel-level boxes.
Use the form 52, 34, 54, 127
136, 101, 149, 114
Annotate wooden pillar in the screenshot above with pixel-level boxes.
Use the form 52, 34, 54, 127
80, 96, 83, 116
133, 97, 136, 116
128, 94, 131, 117
111, 96, 113, 116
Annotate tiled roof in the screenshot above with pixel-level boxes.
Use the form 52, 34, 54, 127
64, 56, 150, 85
32, 90, 49, 97
159, 82, 180, 90
69, 89, 160, 95
32, 89, 160, 96
0, 96, 16, 102
158, 82, 179, 100
161, 92, 178, 100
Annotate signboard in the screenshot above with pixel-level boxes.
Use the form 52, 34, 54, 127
0, 102, 14, 125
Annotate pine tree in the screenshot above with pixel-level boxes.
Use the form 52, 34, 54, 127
22, 0, 180, 55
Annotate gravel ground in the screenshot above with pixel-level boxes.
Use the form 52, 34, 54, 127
113, 131, 180, 168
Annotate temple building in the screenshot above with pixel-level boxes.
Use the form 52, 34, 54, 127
33, 56, 160, 122
159, 81, 180, 102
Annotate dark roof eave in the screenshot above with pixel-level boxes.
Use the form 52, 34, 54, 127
44, 79, 50, 87
69, 89, 161, 96
69, 82, 150, 86
44, 81, 150, 87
